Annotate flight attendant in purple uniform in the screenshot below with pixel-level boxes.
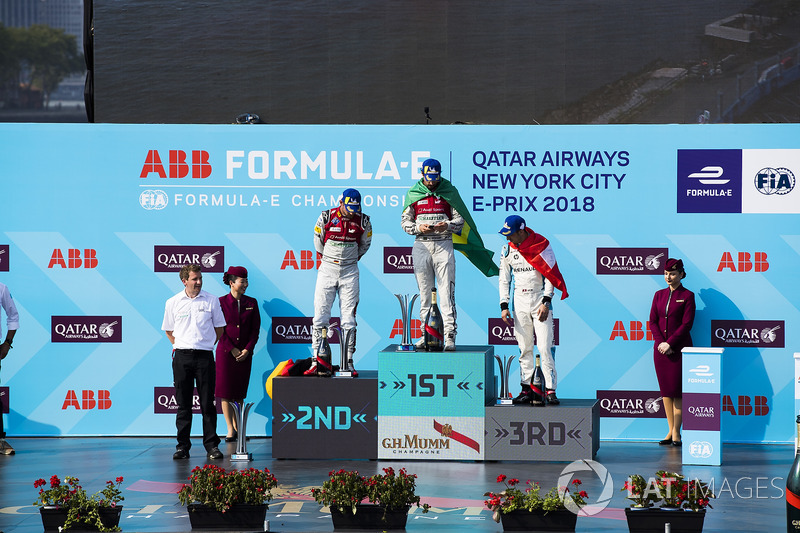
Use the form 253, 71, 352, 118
216, 266, 261, 442
648, 258, 695, 448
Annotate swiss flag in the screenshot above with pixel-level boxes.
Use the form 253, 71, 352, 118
512, 228, 569, 300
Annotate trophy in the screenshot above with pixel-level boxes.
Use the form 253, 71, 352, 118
394, 293, 419, 351
332, 325, 356, 378
493, 354, 516, 405
230, 401, 254, 461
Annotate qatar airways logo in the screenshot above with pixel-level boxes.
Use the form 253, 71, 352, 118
596, 247, 668, 275
153, 387, 222, 414
153, 246, 224, 272
51, 316, 123, 343
272, 317, 341, 344
384, 247, 414, 274
1, 386, 8, 414
0, 245, 8, 271
487, 318, 559, 346
711, 320, 784, 348
596, 390, 664, 418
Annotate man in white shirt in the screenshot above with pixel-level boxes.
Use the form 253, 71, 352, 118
162, 264, 226, 460
0, 281, 19, 455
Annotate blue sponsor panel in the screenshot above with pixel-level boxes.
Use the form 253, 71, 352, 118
682, 348, 723, 465
378, 345, 495, 418
0, 123, 797, 443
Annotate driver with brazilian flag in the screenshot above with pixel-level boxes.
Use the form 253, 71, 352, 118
402, 158, 499, 351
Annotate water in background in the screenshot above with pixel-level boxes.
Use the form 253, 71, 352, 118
94, 0, 754, 124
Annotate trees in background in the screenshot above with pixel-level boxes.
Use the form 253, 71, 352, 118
0, 23, 84, 109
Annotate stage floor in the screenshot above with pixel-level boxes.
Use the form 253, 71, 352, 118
0, 436, 789, 532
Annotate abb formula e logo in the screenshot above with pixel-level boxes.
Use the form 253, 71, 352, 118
281, 250, 321, 270
140, 150, 211, 179
48, 249, 97, 269
609, 320, 653, 341
62, 390, 112, 410
717, 251, 769, 272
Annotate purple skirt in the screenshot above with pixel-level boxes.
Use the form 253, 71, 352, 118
653, 347, 682, 398
215, 347, 253, 400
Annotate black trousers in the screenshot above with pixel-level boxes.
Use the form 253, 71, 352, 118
172, 349, 219, 451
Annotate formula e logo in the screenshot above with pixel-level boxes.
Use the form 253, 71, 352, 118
754, 167, 795, 195
689, 365, 713, 377
688, 166, 729, 185
677, 149, 741, 213
140, 189, 168, 210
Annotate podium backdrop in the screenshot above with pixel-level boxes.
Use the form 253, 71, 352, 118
0, 123, 797, 443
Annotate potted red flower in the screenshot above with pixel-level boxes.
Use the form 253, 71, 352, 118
484, 474, 588, 531
33, 475, 124, 532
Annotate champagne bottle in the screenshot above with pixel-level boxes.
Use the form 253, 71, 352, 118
316, 327, 333, 377
787, 415, 800, 531
530, 351, 546, 406
424, 288, 445, 352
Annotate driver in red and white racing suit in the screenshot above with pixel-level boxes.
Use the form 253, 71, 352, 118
309, 188, 372, 375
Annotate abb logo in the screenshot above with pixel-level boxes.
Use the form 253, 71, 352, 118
48, 249, 97, 269
281, 250, 322, 270
722, 395, 769, 416
389, 319, 422, 339
717, 252, 768, 272
610, 321, 654, 341
62, 390, 112, 410
140, 150, 212, 179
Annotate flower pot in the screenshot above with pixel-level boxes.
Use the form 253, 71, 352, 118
625, 507, 706, 533
40, 506, 123, 532
330, 503, 410, 530
186, 503, 267, 530
499, 508, 578, 531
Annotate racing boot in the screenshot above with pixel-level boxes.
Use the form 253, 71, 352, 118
343, 328, 358, 377
512, 384, 535, 405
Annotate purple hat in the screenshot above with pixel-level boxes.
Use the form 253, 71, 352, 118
499, 215, 526, 236
225, 266, 248, 278
665, 258, 686, 278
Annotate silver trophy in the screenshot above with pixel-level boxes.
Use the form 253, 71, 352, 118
394, 293, 419, 351
230, 401, 254, 461
494, 354, 516, 405
332, 325, 356, 378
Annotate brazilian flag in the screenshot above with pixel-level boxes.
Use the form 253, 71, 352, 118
403, 178, 499, 277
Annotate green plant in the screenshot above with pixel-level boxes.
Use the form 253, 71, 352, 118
177, 464, 278, 513
484, 474, 588, 523
33, 475, 124, 532
311, 468, 430, 516
622, 470, 715, 511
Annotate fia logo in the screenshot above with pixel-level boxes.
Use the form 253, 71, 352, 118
754, 167, 795, 195
140, 189, 168, 210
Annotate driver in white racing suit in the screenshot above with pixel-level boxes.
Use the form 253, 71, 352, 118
499, 215, 561, 405
401, 158, 463, 351
309, 188, 372, 375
